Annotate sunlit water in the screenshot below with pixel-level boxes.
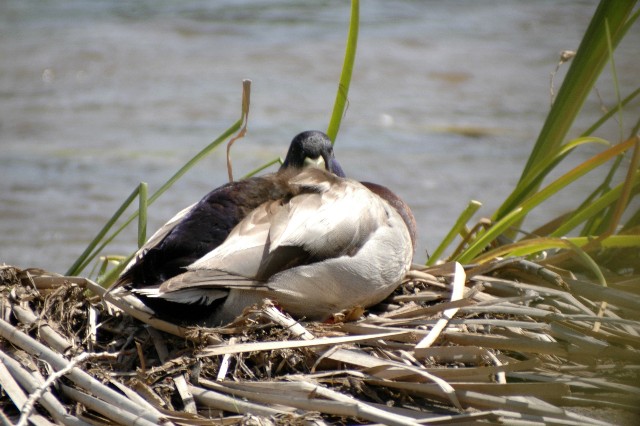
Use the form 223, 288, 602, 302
1, 0, 638, 273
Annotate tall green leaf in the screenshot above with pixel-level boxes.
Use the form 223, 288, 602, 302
494, 1, 637, 222
326, 0, 359, 143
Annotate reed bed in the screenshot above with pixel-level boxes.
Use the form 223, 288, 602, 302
2, 258, 639, 425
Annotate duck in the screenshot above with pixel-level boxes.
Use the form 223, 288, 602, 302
115, 130, 416, 325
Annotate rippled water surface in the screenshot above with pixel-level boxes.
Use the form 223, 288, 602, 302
1, 0, 638, 272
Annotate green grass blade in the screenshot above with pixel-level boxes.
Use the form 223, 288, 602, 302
551, 170, 640, 237
242, 157, 282, 179
550, 235, 639, 250
458, 136, 637, 263
66, 185, 141, 276
148, 118, 243, 206
573, 18, 628, 234
604, 20, 624, 142
473, 235, 639, 264
494, 137, 610, 220
514, 136, 636, 220
604, 137, 640, 236
495, 1, 637, 223
575, 120, 640, 234
70, 120, 242, 276
519, 1, 635, 181
427, 200, 482, 266
99, 252, 136, 287
581, 86, 640, 137
137, 182, 148, 248
326, 0, 359, 143
563, 239, 607, 286
456, 207, 525, 264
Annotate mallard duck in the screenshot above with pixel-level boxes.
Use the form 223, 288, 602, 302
116, 130, 416, 325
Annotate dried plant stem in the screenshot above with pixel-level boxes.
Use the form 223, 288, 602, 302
0, 351, 90, 426
226, 79, 252, 182
0, 318, 169, 425
17, 352, 95, 426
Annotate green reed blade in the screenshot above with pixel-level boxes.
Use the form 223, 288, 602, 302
326, 0, 359, 143
563, 239, 607, 287
458, 136, 637, 263
473, 235, 639, 265
427, 200, 482, 266
456, 207, 525, 264
518, 1, 635, 182
551, 170, 640, 237
66, 185, 141, 276
242, 157, 282, 179
138, 182, 148, 248
581, 86, 640, 137
494, 1, 637, 224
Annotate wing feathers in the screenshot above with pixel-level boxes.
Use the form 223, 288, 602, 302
152, 169, 400, 314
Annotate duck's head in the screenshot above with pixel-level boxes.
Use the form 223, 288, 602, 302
280, 130, 345, 177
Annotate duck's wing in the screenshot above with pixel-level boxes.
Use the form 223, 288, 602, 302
157, 169, 387, 298
115, 177, 290, 289
120, 203, 197, 277
156, 201, 285, 296
267, 171, 381, 260
111, 202, 197, 289
158, 204, 275, 295
128, 203, 269, 305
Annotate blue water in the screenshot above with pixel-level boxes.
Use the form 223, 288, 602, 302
1, 0, 638, 273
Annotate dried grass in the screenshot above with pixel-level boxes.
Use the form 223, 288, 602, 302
1, 260, 639, 425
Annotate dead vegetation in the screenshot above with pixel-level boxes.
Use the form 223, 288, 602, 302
1, 260, 639, 425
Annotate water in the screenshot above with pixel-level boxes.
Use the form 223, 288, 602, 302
1, 0, 638, 273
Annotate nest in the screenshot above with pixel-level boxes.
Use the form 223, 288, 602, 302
1, 260, 639, 425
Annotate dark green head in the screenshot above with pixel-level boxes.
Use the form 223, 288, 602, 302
280, 131, 345, 177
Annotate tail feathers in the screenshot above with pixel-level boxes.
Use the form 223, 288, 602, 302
134, 286, 228, 306
160, 269, 267, 293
